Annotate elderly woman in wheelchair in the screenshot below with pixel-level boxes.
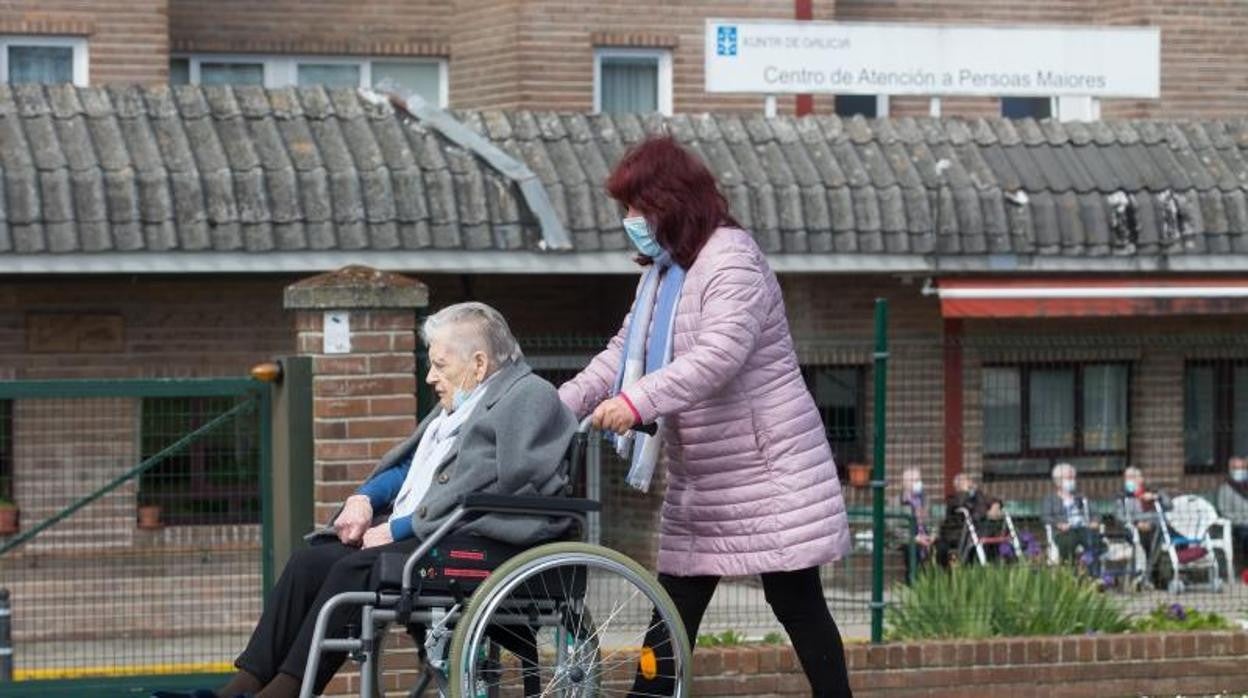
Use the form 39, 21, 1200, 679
159, 302, 691, 698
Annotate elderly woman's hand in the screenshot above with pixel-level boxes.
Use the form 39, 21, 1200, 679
592, 396, 638, 435
334, 494, 373, 546
361, 523, 394, 549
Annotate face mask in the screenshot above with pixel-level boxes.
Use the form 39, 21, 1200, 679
1232, 470, 1248, 483
911, 481, 923, 496
451, 372, 479, 412
1124, 480, 1138, 495
622, 216, 662, 257
1062, 479, 1077, 494
966, 486, 977, 497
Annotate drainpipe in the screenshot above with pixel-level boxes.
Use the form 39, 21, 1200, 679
796, 0, 814, 116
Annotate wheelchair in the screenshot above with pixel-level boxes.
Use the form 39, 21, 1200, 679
298, 418, 693, 697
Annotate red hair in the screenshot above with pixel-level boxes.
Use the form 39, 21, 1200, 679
605, 136, 739, 268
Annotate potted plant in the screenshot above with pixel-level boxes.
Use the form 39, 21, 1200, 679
847, 462, 871, 488
0, 498, 19, 535
137, 499, 163, 530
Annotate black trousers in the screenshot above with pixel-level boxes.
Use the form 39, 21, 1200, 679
235, 536, 422, 694
632, 566, 853, 698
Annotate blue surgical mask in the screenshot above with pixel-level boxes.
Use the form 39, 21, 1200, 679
451, 374, 478, 412
1124, 480, 1138, 495
911, 481, 923, 496
1232, 470, 1248, 483
622, 216, 662, 257
1062, 479, 1077, 494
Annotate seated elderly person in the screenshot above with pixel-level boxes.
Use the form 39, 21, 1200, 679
936, 472, 1004, 565
1213, 456, 1248, 574
1114, 466, 1171, 568
186, 302, 576, 698
1043, 462, 1105, 576
896, 467, 935, 579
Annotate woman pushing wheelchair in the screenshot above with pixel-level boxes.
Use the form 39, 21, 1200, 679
560, 136, 854, 697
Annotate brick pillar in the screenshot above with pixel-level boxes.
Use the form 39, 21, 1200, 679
284, 265, 429, 528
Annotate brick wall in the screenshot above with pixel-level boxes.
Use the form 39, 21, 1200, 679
0, 276, 295, 380
2, 0, 169, 84
319, 630, 1248, 696
675, 631, 1248, 698
168, 0, 450, 56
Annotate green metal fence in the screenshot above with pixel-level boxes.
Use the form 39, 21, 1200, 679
0, 378, 271, 696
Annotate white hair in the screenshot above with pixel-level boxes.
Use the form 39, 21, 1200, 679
1051, 462, 1076, 481
420, 302, 523, 366
901, 467, 922, 488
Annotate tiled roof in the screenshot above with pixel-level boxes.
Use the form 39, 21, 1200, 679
2, 83, 1247, 264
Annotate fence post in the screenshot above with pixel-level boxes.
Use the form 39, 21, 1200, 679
870, 298, 889, 644
0, 588, 12, 681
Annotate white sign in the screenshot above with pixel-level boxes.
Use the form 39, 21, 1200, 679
705, 20, 1160, 98
323, 311, 351, 354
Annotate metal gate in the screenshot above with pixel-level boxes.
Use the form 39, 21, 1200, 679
0, 378, 271, 696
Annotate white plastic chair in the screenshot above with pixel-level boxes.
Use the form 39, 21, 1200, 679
1168, 494, 1235, 588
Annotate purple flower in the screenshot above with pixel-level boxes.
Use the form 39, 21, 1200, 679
1166, 603, 1187, 621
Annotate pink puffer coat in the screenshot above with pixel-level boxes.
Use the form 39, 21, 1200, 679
559, 227, 850, 577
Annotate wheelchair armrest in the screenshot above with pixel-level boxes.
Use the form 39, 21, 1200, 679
459, 492, 602, 514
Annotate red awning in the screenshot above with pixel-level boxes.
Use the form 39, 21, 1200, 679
936, 278, 1248, 318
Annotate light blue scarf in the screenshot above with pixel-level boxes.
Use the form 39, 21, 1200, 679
613, 252, 686, 492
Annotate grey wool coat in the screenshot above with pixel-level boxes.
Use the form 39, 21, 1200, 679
308, 360, 578, 546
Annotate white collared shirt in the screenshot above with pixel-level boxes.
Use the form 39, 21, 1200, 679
389, 374, 494, 523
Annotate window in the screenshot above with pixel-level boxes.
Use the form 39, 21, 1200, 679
1, 36, 88, 85
0, 400, 11, 503
594, 48, 672, 116
171, 55, 448, 107
138, 397, 261, 525
982, 363, 1130, 479
802, 365, 866, 475
1001, 96, 1053, 119
835, 94, 888, 118
1184, 361, 1248, 473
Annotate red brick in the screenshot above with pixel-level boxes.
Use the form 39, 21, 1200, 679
369, 394, 417, 416
313, 355, 370, 375
315, 398, 371, 419
346, 416, 417, 439
369, 353, 416, 375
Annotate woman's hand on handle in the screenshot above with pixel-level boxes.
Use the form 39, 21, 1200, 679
592, 396, 638, 435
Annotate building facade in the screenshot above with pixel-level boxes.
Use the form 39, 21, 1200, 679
5, 1, 1248, 118
2, 4, 1248, 687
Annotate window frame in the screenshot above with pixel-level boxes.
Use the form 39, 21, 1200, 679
0, 399, 11, 502
171, 53, 449, 107
592, 47, 673, 116
981, 361, 1133, 479
834, 94, 889, 118
138, 395, 262, 526
1184, 359, 1248, 474
800, 363, 867, 476
1, 35, 89, 86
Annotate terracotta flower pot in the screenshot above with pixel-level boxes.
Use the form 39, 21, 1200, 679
848, 463, 871, 489
137, 504, 163, 530
0, 505, 19, 535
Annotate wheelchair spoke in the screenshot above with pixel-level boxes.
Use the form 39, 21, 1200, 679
451, 545, 690, 697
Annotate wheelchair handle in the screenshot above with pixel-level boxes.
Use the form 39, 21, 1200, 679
578, 416, 657, 436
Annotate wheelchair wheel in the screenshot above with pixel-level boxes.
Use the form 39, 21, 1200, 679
449, 542, 692, 697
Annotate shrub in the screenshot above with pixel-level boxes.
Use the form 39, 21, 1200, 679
1130, 604, 1232, 632
886, 563, 1131, 640
696, 629, 747, 647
